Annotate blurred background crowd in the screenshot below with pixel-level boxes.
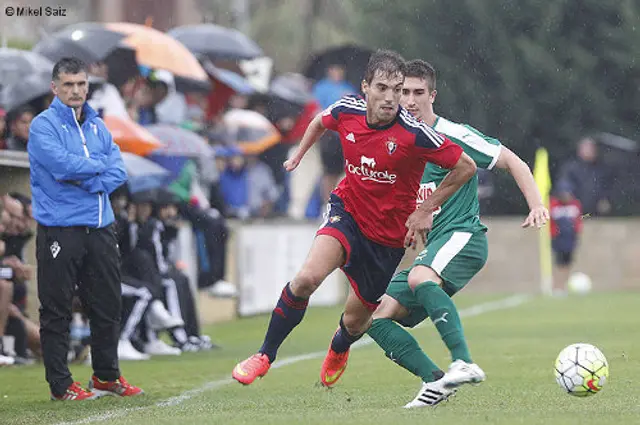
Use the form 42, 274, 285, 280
0, 0, 638, 366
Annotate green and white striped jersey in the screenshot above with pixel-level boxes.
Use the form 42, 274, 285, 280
417, 116, 502, 241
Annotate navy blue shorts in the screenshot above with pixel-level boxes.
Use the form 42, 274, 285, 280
316, 194, 405, 311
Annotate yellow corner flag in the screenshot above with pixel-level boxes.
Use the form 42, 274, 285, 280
533, 148, 553, 296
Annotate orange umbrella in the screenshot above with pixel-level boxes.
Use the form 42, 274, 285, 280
105, 22, 208, 82
222, 109, 281, 155
103, 115, 164, 156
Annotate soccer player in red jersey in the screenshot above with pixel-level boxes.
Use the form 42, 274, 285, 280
232, 50, 477, 386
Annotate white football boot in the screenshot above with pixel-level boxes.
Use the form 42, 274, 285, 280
404, 378, 457, 408
442, 359, 486, 388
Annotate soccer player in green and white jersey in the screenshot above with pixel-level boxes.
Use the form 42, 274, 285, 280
366, 60, 550, 408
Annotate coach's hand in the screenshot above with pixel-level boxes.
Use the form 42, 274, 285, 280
404, 208, 433, 248
522, 205, 550, 228
283, 152, 302, 172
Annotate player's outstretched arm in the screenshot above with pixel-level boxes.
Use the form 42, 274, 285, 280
494, 146, 549, 228
404, 153, 477, 247
283, 113, 327, 172
420, 152, 477, 215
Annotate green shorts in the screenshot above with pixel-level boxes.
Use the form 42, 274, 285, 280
386, 230, 488, 328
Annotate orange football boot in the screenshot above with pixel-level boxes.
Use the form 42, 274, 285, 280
320, 342, 350, 387
232, 353, 271, 385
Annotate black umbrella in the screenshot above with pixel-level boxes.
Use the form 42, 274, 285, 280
34, 23, 126, 64
270, 73, 314, 106
168, 24, 263, 61
0, 74, 51, 113
303, 44, 374, 91
33, 37, 101, 65
0, 48, 53, 89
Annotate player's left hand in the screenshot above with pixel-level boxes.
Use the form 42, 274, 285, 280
522, 205, 550, 228
404, 208, 434, 248
283, 152, 303, 172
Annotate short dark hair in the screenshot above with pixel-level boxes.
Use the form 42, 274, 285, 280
364, 50, 406, 84
405, 59, 437, 91
6, 105, 35, 125
52, 57, 88, 81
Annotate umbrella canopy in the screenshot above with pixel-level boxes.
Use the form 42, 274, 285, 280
146, 124, 212, 158
270, 73, 313, 106
34, 37, 99, 65
33, 23, 126, 64
168, 24, 263, 62
0, 74, 51, 113
203, 61, 254, 95
105, 22, 207, 82
222, 109, 281, 155
103, 115, 164, 156
303, 44, 373, 91
120, 151, 171, 193
0, 48, 53, 89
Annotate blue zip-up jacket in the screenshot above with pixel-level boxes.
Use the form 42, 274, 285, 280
28, 97, 128, 228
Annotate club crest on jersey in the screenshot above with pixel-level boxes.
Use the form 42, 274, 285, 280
386, 138, 397, 155
329, 215, 341, 223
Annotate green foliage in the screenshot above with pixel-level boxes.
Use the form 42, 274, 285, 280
5, 38, 33, 50
249, 0, 359, 72
354, 0, 640, 211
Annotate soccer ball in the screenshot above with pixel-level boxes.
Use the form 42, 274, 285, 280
554, 343, 609, 397
568, 272, 592, 295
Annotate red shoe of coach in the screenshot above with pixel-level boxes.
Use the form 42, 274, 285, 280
89, 375, 145, 397
50, 382, 101, 401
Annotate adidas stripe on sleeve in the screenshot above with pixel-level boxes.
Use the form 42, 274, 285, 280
321, 95, 367, 131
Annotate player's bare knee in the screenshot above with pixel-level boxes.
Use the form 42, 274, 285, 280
373, 295, 409, 322
407, 265, 442, 290
290, 269, 324, 298
342, 310, 371, 335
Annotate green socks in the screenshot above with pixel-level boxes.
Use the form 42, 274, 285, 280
367, 318, 444, 383
413, 281, 472, 363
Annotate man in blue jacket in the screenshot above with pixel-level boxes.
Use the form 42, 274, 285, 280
28, 57, 143, 400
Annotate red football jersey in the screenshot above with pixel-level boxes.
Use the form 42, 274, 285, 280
321, 95, 463, 248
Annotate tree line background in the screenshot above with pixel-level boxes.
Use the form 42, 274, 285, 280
208, 0, 640, 214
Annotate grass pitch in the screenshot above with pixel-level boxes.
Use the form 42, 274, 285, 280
0, 292, 638, 425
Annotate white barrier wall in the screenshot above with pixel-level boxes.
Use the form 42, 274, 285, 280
234, 222, 345, 316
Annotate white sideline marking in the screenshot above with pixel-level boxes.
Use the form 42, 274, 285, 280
55, 294, 531, 425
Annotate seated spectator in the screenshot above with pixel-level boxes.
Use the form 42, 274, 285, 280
166, 159, 234, 298
111, 188, 185, 359
156, 193, 214, 351
153, 70, 187, 126
0, 193, 39, 365
0, 238, 14, 365
4, 193, 34, 259
4, 106, 34, 151
130, 192, 214, 354
3, 253, 38, 365
87, 61, 129, 119
219, 148, 280, 220
136, 70, 187, 126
